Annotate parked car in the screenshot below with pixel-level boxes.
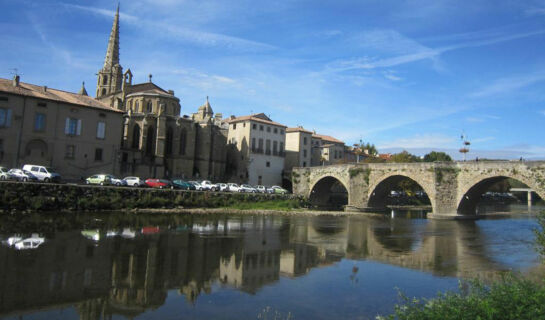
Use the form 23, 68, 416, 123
145, 179, 174, 189
7, 169, 38, 182
86, 174, 111, 185
269, 186, 289, 194
123, 176, 146, 187
201, 180, 219, 191
0, 167, 9, 180
189, 181, 207, 191
239, 184, 257, 193
106, 175, 127, 186
227, 183, 240, 192
172, 179, 196, 190
255, 185, 268, 193
22, 164, 61, 182
217, 183, 229, 192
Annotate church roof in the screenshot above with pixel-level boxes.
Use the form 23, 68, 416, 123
198, 97, 213, 114
228, 113, 287, 128
0, 78, 122, 113
125, 82, 178, 99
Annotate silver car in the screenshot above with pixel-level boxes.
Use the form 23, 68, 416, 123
239, 184, 257, 193
0, 167, 9, 180
7, 169, 38, 182
123, 176, 145, 187
106, 174, 127, 186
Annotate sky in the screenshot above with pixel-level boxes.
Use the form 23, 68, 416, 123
1, 0, 545, 160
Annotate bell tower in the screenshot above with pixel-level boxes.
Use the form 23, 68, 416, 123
96, 4, 123, 98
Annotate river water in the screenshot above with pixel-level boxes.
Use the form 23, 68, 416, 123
0, 204, 543, 320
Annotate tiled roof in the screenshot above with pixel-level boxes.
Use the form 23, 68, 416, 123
286, 126, 313, 134
312, 133, 344, 145
0, 78, 122, 113
228, 113, 287, 128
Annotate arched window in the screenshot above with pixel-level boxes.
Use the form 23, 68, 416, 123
132, 124, 140, 149
146, 126, 155, 155
101, 88, 106, 96
135, 101, 140, 112
102, 75, 108, 85
147, 101, 152, 113
179, 128, 187, 155
165, 127, 173, 156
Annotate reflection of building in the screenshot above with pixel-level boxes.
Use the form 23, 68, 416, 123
0, 77, 124, 180
96, 7, 227, 179
226, 113, 287, 185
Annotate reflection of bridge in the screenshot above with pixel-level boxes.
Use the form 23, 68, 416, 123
292, 161, 545, 218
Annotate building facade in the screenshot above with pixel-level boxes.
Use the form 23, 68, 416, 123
0, 76, 124, 180
285, 126, 313, 170
226, 113, 286, 186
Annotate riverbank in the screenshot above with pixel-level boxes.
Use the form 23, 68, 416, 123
0, 181, 308, 214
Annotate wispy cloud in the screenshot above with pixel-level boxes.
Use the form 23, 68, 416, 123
63, 3, 276, 51
470, 72, 545, 98
377, 134, 457, 149
465, 115, 500, 122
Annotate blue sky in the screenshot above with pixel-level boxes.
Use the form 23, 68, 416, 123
1, 0, 545, 159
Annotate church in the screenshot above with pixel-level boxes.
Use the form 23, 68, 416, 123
93, 5, 228, 180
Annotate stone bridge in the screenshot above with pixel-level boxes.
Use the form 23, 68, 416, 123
291, 161, 545, 219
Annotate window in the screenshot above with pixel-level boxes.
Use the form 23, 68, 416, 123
34, 113, 46, 131
280, 142, 284, 153
252, 138, 256, 151
135, 101, 140, 112
258, 138, 264, 151
37, 102, 47, 107
274, 128, 278, 134
96, 121, 106, 139
147, 101, 153, 113
243, 123, 246, 127
102, 75, 108, 85
132, 124, 140, 149
273, 141, 278, 155
0, 108, 12, 127
303, 137, 307, 145
65, 145, 75, 159
266, 139, 271, 154
267, 126, 271, 132
232, 123, 237, 130
64, 118, 81, 136
303, 149, 307, 157
259, 125, 264, 131
179, 129, 187, 155
165, 127, 173, 155
280, 129, 284, 135
253, 123, 257, 129
303, 161, 306, 167
101, 88, 106, 96
94, 148, 103, 161
266, 161, 270, 167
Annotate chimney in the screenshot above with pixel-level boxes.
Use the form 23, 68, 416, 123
12, 75, 20, 87
43, 86, 47, 92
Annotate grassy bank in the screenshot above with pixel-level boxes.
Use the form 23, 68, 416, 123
0, 181, 308, 213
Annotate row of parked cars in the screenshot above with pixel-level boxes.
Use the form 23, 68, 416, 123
84, 174, 290, 194
0, 165, 61, 182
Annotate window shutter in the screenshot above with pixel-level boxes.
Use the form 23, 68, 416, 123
65, 118, 70, 134
77, 119, 82, 135
5, 109, 11, 127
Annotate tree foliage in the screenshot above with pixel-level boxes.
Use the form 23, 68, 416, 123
423, 151, 453, 162
388, 150, 421, 163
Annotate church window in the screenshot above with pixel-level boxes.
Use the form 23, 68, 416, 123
132, 124, 140, 149
145, 126, 154, 155
135, 101, 140, 112
101, 88, 106, 96
179, 129, 187, 155
166, 127, 173, 155
147, 101, 152, 113
102, 75, 108, 85
128, 100, 133, 111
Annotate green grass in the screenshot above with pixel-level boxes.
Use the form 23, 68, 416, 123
224, 199, 304, 211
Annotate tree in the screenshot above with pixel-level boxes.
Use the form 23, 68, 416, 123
423, 151, 453, 162
388, 150, 420, 163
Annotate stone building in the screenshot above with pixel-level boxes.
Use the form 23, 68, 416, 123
310, 133, 345, 166
285, 126, 313, 170
0, 76, 124, 180
226, 113, 286, 186
95, 6, 227, 179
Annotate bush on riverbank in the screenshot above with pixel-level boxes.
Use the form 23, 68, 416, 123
381, 211, 545, 320
0, 182, 307, 213
380, 275, 545, 320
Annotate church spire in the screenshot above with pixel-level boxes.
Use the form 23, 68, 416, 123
103, 3, 120, 68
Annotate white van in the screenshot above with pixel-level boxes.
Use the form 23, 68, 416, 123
22, 164, 61, 182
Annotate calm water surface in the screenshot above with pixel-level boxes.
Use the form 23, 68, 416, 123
0, 205, 542, 320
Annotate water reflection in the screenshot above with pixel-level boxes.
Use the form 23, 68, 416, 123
0, 212, 541, 319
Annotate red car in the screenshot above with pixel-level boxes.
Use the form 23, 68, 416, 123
145, 179, 174, 189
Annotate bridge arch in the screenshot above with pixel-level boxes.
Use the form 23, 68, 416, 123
308, 175, 349, 209
367, 173, 435, 210
457, 174, 545, 215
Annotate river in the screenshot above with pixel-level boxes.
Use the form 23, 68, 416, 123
0, 204, 543, 320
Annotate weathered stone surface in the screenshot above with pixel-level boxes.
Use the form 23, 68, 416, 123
293, 161, 545, 217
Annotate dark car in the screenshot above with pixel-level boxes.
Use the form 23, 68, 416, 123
7, 169, 38, 182
172, 179, 196, 190
145, 179, 174, 189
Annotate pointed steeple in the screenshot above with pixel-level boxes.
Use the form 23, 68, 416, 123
78, 81, 88, 96
103, 3, 120, 68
